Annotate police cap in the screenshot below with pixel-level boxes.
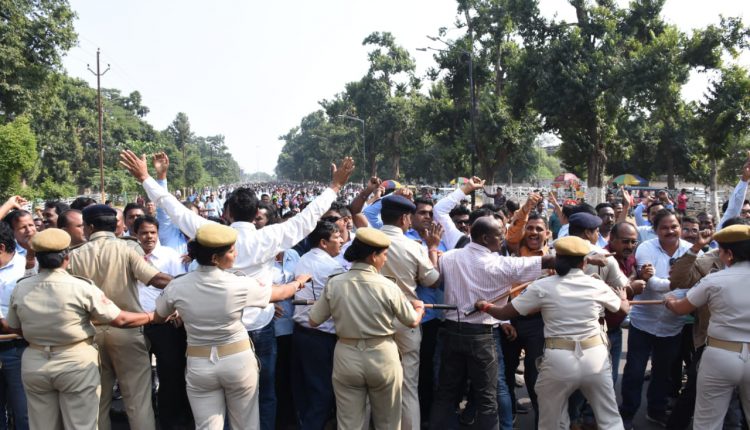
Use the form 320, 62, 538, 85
82, 204, 117, 224
569, 213, 602, 230
354, 227, 391, 248
196, 223, 237, 248
382, 195, 416, 214
712, 225, 750, 244
553, 236, 590, 257
31, 228, 71, 252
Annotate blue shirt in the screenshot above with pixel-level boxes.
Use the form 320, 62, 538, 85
362, 198, 384, 229
155, 179, 189, 255
273, 250, 300, 337
632, 237, 694, 337
0, 252, 27, 318
405, 228, 447, 323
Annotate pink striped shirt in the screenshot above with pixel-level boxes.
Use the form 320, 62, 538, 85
442, 242, 542, 325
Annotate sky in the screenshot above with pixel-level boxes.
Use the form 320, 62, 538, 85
62, 0, 750, 175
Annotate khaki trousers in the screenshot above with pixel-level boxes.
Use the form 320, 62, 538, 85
186, 349, 259, 430
394, 321, 421, 430
535, 345, 623, 430
694, 345, 750, 429
95, 325, 155, 430
333, 339, 403, 430
21, 343, 101, 430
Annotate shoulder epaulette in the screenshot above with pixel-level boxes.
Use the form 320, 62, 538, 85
229, 270, 247, 277
172, 273, 189, 280
119, 236, 139, 243
383, 275, 398, 284
69, 242, 85, 251
15, 275, 34, 283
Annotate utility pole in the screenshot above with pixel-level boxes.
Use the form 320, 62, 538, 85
88, 49, 110, 203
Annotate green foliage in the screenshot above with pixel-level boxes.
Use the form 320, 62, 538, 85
0, 116, 37, 195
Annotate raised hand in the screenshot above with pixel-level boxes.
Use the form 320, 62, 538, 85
365, 177, 382, 192
119, 150, 150, 182
331, 157, 355, 191
524, 193, 543, 212
394, 187, 414, 201
691, 229, 713, 252
423, 222, 444, 250
460, 176, 486, 195
152, 152, 170, 180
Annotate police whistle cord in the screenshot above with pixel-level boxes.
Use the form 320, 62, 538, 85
463, 280, 534, 317
291, 299, 456, 310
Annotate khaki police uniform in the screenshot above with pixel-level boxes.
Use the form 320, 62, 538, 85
309, 261, 420, 430
5, 228, 124, 430
686, 259, 750, 429
510, 237, 625, 430
156, 265, 271, 430
380, 225, 439, 430
68, 230, 159, 430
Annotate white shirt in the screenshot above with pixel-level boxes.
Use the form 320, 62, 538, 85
441, 242, 542, 325
141, 177, 338, 330
0, 252, 27, 318
687, 261, 750, 343
632, 237, 695, 337
137, 245, 186, 312
433, 188, 470, 250
293, 248, 345, 334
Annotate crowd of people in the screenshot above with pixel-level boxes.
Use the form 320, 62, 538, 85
0, 149, 749, 430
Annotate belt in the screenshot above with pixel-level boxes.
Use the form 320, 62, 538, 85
0, 338, 29, 351
545, 335, 603, 351
186, 339, 251, 358
28, 338, 93, 353
707, 336, 749, 354
338, 336, 393, 348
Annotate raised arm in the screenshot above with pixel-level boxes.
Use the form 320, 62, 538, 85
0, 196, 28, 221
718, 155, 750, 229
434, 177, 485, 250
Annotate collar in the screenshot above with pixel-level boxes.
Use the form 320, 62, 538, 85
89, 231, 117, 241
196, 265, 222, 273
381, 225, 405, 235
230, 221, 255, 231
466, 242, 492, 254
0, 252, 18, 272
349, 262, 378, 273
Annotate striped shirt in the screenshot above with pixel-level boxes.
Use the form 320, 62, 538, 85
442, 242, 542, 325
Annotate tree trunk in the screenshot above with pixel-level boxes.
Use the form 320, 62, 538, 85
666, 141, 675, 189
709, 159, 719, 220
586, 125, 606, 204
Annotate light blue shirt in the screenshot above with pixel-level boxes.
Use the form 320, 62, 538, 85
405, 228, 447, 323
637, 225, 657, 243
0, 252, 27, 318
273, 249, 300, 337
633, 203, 650, 227
362, 198, 383, 229
154, 179, 189, 256
631, 237, 695, 337
719, 179, 748, 229
293, 248, 345, 334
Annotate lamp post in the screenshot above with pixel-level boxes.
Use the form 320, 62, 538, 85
417, 43, 477, 207
337, 114, 366, 183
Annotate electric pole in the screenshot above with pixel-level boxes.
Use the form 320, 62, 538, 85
88, 49, 110, 203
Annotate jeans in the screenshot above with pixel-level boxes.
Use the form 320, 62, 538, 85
620, 325, 682, 418
0, 342, 29, 430
248, 322, 277, 430
291, 325, 336, 430
418, 319, 441, 424
145, 323, 192, 429
502, 314, 544, 426
430, 321, 499, 430
608, 327, 623, 385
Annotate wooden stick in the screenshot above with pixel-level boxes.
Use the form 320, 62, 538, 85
0, 334, 21, 341
291, 299, 456, 310
629, 300, 664, 305
464, 281, 534, 317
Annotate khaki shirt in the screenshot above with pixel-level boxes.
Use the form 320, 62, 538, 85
585, 243, 628, 289
670, 249, 722, 348
6, 269, 121, 346
155, 265, 271, 347
309, 262, 419, 339
512, 269, 622, 341
687, 261, 750, 343
380, 225, 440, 296
68, 231, 159, 314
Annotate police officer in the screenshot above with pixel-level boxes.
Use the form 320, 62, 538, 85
476, 236, 630, 430
154, 224, 305, 430
5, 229, 154, 430
308, 228, 425, 430
665, 224, 750, 429
67, 204, 173, 430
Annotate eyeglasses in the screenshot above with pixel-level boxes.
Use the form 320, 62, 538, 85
321, 216, 341, 223
454, 220, 469, 226
741, 209, 750, 215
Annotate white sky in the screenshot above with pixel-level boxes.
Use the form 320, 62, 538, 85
62, 0, 749, 175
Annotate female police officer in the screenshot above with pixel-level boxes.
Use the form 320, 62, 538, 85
665, 224, 750, 429
5, 228, 153, 430
475, 236, 629, 429
308, 227, 425, 430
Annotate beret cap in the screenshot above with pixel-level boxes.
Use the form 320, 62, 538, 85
382, 195, 416, 213
713, 225, 750, 244
554, 236, 590, 257
353, 227, 391, 248
31, 228, 71, 252
195, 223, 238, 248
82, 204, 117, 223
569, 213, 602, 229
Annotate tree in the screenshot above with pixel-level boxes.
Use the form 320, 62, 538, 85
0, 116, 37, 195
167, 112, 193, 192
0, 0, 77, 119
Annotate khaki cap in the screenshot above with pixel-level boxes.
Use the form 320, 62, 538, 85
554, 236, 590, 257
713, 225, 750, 244
354, 227, 391, 248
31, 228, 71, 252
195, 223, 237, 247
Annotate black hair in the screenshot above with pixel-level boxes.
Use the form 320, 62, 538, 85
555, 255, 585, 276
569, 223, 592, 238
449, 206, 470, 218
226, 188, 259, 222
468, 207, 501, 226
610, 222, 636, 239
381, 205, 413, 225
87, 215, 118, 232
719, 239, 750, 263
343, 238, 387, 262
595, 202, 614, 212
722, 217, 750, 229
561, 204, 576, 219
527, 212, 548, 227
44, 200, 70, 215
123, 203, 145, 219
681, 215, 699, 226
256, 202, 279, 226
0, 222, 15, 254
133, 215, 159, 234
647, 201, 665, 216
414, 197, 434, 208
207, 216, 228, 225
37, 251, 68, 269
187, 240, 233, 266
308, 221, 338, 249
652, 208, 677, 231
572, 203, 597, 216
70, 197, 97, 211
479, 203, 501, 213
57, 209, 81, 229
2, 210, 31, 229
505, 200, 520, 213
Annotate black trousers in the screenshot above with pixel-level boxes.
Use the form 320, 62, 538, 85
144, 323, 192, 429
419, 319, 442, 423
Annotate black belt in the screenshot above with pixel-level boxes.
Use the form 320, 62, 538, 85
443, 320, 494, 335
0, 339, 28, 351
294, 323, 337, 338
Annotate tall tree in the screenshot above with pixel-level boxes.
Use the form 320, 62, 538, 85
0, 116, 37, 195
167, 112, 193, 192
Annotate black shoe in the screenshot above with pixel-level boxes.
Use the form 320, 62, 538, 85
646, 411, 669, 427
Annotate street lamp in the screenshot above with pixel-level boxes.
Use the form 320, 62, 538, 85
417, 43, 477, 207
337, 114, 366, 183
